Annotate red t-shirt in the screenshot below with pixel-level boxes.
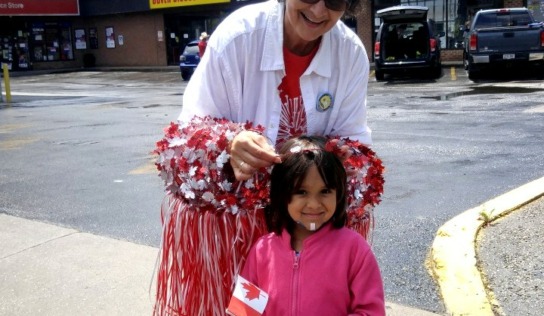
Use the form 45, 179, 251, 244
276, 45, 319, 148
198, 40, 207, 57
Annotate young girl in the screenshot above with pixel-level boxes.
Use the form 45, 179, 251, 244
240, 136, 385, 315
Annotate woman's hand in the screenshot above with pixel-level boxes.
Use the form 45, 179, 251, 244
229, 131, 282, 181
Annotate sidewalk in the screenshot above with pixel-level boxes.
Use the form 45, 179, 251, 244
0, 213, 440, 315
429, 176, 544, 316
478, 195, 544, 315
0, 214, 158, 315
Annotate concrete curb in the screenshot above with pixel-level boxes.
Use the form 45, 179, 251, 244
428, 176, 544, 315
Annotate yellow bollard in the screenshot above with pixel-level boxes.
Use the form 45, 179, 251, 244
2, 63, 11, 103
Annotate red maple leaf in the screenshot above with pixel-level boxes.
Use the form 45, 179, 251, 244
242, 282, 261, 300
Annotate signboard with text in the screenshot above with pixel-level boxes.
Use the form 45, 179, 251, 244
0, 0, 79, 16
150, 0, 229, 9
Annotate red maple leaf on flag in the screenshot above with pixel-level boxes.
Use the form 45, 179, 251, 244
242, 282, 261, 300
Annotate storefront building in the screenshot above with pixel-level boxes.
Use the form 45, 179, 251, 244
1, 0, 535, 71
0, 0, 81, 70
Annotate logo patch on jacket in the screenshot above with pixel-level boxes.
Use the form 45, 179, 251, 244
317, 93, 333, 112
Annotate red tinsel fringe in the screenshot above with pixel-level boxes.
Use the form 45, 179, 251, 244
153, 193, 268, 316
348, 208, 374, 242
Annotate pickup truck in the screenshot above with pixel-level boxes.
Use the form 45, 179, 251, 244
463, 7, 544, 80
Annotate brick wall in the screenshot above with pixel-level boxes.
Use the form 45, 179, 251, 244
356, 1, 374, 61
79, 12, 167, 67
442, 49, 464, 61
504, 0, 524, 7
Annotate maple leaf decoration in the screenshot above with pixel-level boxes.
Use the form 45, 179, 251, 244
242, 282, 261, 300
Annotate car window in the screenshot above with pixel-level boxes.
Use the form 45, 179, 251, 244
184, 44, 199, 55
386, 22, 426, 39
475, 12, 532, 28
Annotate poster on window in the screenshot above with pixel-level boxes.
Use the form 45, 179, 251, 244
105, 26, 115, 48
75, 28, 87, 50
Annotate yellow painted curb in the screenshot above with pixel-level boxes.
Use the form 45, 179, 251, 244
428, 176, 544, 316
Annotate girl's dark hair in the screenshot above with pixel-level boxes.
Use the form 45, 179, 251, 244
265, 135, 347, 235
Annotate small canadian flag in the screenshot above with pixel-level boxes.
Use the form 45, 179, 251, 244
226, 275, 269, 316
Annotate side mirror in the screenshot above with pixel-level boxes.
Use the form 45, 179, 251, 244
439, 31, 446, 37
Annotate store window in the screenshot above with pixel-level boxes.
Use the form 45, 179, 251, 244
31, 22, 74, 62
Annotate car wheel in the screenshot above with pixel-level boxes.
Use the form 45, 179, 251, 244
536, 66, 544, 80
432, 65, 442, 79
181, 71, 191, 81
375, 70, 385, 81
468, 69, 480, 81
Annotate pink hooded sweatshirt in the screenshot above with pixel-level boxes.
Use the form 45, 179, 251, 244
241, 223, 385, 316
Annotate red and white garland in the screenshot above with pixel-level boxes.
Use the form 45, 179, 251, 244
154, 115, 384, 235
325, 138, 385, 237
154, 116, 272, 215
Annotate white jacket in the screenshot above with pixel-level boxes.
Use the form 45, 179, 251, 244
180, 0, 372, 145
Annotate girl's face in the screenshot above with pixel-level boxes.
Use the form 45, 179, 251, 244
283, 0, 344, 54
288, 164, 337, 238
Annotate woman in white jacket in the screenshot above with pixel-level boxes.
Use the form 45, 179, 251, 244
153, 0, 382, 315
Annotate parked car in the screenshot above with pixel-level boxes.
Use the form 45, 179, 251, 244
179, 40, 200, 81
373, 5, 442, 81
463, 7, 544, 80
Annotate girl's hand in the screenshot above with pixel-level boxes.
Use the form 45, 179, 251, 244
229, 131, 282, 181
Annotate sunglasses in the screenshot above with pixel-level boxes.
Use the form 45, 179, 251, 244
299, 0, 351, 11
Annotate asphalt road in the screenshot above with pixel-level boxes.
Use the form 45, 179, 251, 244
367, 69, 544, 312
1, 68, 543, 314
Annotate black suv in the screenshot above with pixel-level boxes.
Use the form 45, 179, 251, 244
374, 6, 442, 81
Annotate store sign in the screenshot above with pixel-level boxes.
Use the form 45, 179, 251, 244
0, 0, 79, 16
149, 0, 229, 9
